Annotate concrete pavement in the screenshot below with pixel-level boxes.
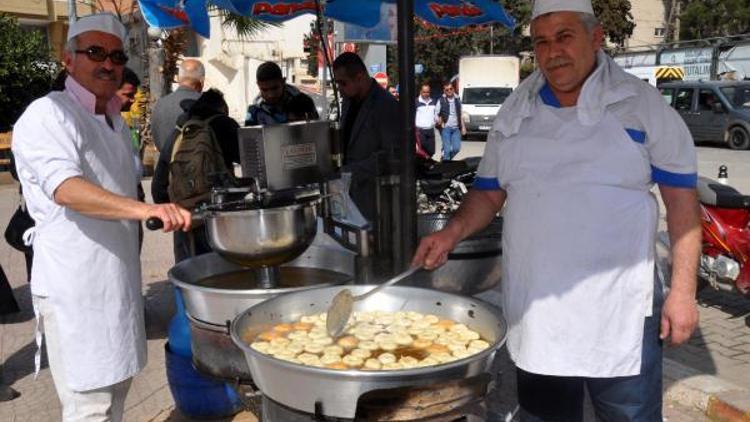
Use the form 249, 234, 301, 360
0, 144, 748, 421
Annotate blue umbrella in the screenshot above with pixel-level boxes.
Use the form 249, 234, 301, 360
139, 0, 515, 38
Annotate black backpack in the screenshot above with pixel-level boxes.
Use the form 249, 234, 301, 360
167, 115, 235, 209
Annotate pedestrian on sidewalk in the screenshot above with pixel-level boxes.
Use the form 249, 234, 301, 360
415, 83, 438, 158
11, 13, 191, 422
412, 0, 701, 420
435, 81, 466, 161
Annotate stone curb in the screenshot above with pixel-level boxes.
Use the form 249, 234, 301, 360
664, 358, 750, 421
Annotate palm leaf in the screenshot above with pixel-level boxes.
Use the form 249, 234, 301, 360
217, 9, 280, 38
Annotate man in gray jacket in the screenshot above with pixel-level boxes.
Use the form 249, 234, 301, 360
332, 52, 400, 222
150, 59, 204, 152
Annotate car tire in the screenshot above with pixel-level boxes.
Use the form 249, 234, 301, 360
728, 126, 750, 150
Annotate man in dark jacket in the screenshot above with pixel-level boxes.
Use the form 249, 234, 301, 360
435, 81, 466, 161
332, 52, 400, 222
245, 61, 319, 126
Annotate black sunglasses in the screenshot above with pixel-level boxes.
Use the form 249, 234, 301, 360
75, 46, 128, 65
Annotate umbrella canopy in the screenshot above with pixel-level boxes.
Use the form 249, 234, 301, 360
139, 0, 515, 38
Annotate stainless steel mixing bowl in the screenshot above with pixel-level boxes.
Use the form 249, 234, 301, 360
205, 200, 318, 268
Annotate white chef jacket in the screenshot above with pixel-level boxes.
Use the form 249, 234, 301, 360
12, 77, 146, 391
474, 51, 697, 377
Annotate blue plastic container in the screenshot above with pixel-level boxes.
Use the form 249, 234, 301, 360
167, 288, 192, 357
164, 343, 242, 419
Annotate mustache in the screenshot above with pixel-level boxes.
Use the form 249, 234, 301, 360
95, 69, 117, 80
545, 58, 572, 70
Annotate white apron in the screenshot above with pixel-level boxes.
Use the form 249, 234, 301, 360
19, 92, 146, 391
498, 104, 657, 378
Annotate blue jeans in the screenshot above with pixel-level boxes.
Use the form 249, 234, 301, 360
518, 282, 664, 422
441, 126, 461, 161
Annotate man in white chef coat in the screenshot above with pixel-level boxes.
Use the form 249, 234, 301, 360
12, 13, 191, 421
412, 0, 701, 419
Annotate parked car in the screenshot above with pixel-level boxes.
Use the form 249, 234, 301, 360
659, 80, 750, 150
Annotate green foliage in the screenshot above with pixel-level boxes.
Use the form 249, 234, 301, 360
303, 19, 334, 78
0, 13, 58, 131
593, 0, 635, 46
220, 10, 279, 39
678, 0, 750, 39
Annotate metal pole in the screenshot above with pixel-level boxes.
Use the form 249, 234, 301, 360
67, 0, 77, 23
321, 9, 329, 119
397, 0, 416, 270
490, 25, 494, 54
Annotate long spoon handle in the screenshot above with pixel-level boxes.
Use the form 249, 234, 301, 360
355, 267, 420, 301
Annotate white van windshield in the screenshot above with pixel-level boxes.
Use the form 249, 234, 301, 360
463, 87, 512, 105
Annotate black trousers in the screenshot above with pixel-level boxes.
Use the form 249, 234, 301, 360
418, 128, 436, 158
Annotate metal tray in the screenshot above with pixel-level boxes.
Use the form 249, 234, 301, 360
230, 285, 507, 418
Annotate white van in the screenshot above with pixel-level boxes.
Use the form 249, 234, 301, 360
458, 55, 520, 139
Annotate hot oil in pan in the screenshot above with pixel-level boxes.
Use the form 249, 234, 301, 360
197, 267, 351, 289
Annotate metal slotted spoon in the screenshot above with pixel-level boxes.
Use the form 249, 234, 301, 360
326, 267, 421, 338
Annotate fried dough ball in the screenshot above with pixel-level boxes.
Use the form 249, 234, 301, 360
323, 345, 344, 356
303, 344, 324, 354
312, 336, 333, 346
377, 353, 397, 365
469, 340, 490, 350
273, 323, 294, 333
363, 358, 382, 370
417, 331, 438, 341
250, 341, 270, 353
292, 322, 313, 331
434, 319, 455, 330
358, 340, 379, 351
326, 362, 348, 370
394, 333, 414, 346
336, 335, 359, 349
412, 338, 433, 349
342, 355, 364, 368
258, 330, 283, 342
320, 354, 342, 365
399, 356, 419, 368
426, 343, 449, 355
350, 348, 372, 359
269, 337, 290, 347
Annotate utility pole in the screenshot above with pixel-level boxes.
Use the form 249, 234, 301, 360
67, 0, 77, 23
490, 25, 494, 54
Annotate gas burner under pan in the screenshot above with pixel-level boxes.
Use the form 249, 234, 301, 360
260, 395, 491, 422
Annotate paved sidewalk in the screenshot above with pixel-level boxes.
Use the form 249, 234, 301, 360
1, 150, 749, 421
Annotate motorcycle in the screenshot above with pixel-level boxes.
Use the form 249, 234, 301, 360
659, 166, 750, 297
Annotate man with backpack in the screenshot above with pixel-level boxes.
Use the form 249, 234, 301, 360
152, 88, 240, 262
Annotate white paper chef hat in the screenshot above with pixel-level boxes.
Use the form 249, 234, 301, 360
531, 0, 595, 20
67, 13, 127, 44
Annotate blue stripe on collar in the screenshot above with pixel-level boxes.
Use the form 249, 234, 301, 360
539, 83, 562, 108
625, 128, 646, 144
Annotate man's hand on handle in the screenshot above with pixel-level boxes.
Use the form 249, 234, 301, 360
143, 203, 192, 233
411, 229, 461, 270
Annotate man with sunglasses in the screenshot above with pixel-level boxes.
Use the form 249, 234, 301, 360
12, 13, 192, 421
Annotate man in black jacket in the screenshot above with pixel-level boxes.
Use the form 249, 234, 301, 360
332, 52, 400, 222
